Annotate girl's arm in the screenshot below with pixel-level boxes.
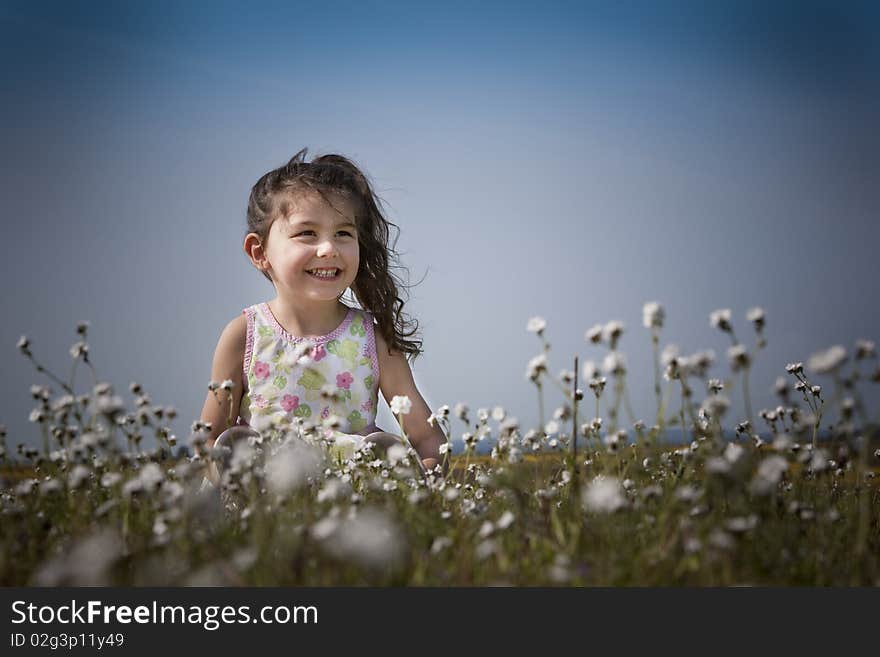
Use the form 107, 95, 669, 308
375, 332, 448, 473
198, 314, 247, 485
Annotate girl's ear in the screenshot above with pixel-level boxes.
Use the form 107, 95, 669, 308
243, 233, 269, 272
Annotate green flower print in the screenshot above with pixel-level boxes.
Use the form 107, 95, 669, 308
349, 313, 366, 338
326, 339, 359, 369
293, 404, 312, 418
273, 375, 287, 389
347, 410, 367, 433
364, 375, 374, 391
297, 368, 326, 390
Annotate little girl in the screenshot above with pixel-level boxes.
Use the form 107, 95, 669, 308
199, 148, 445, 483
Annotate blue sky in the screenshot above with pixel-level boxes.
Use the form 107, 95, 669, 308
2, 1, 878, 451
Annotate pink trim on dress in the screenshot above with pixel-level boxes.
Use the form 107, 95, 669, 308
242, 306, 256, 387
365, 311, 381, 396
260, 302, 354, 343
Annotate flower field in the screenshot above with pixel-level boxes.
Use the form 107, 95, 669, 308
2, 305, 878, 585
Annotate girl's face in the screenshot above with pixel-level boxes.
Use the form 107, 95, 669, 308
262, 191, 360, 304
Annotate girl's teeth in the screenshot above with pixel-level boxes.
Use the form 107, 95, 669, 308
309, 269, 338, 278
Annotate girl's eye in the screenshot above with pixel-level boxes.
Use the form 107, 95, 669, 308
293, 230, 354, 238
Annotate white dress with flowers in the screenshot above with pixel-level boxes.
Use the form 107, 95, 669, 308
238, 303, 380, 441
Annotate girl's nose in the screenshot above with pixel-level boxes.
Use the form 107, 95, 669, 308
316, 239, 338, 257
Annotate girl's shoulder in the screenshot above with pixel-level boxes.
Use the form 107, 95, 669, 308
214, 313, 248, 357
220, 313, 248, 344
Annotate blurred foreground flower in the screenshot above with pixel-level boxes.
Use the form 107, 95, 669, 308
582, 475, 626, 514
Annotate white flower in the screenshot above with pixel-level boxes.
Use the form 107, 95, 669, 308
496, 510, 515, 530
266, 441, 323, 495
220, 379, 234, 391
69, 341, 88, 359
585, 324, 604, 344
660, 344, 680, 367
602, 352, 627, 376
581, 360, 598, 381
700, 394, 730, 419
430, 537, 452, 554
582, 475, 625, 513
727, 345, 750, 371
807, 345, 847, 375
710, 308, 732, 332
390, 395, 412, 415
746, 306, 765, 329
67, 465, 91, 489
100, 472, 122, 488
642, 302, 665, 329
491, 406, 506, 422
602, 321, 625, 349
750, 455, 789, 495
138, 462, 164, 490
527, 316, 546, 334
724, 442, 745, 464
855, 339, 875, 360
526, 354, 547, 381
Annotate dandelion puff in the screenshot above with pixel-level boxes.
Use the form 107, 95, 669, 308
724, 442, 745, 464
582, 475, 625, 513
701, 394, 730, 420
322, 507, 405, 571
602, 321, 625, 349
430, 536, 453, 554
527, 316, 546, 335
316, 478, 351, 503
750, 455, 789, 495
709, 309, 732, 333
138, 462, 164, 491
311, 516, 340, 542
855, 339, 875, 360
746, 307, 765, 331
708, 529, 736, 551
727, 345, 750, 372
807, 345, 847, 375
266, 441, 323, 496
100, 472, 122, 488
32, 528, 123, 586
582, 360, 598, 381
526, 354, 548, 382
642, 302, 665, 329
69, 341, 88, 359
389, 395, 412, 415
491, 406, 506, 422
585, 324, 603, 344
726, 515, 758, 533
602, 352, 627, 376
660, 344, 680, 367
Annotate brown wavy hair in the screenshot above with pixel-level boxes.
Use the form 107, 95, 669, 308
245, 148, 422, 361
